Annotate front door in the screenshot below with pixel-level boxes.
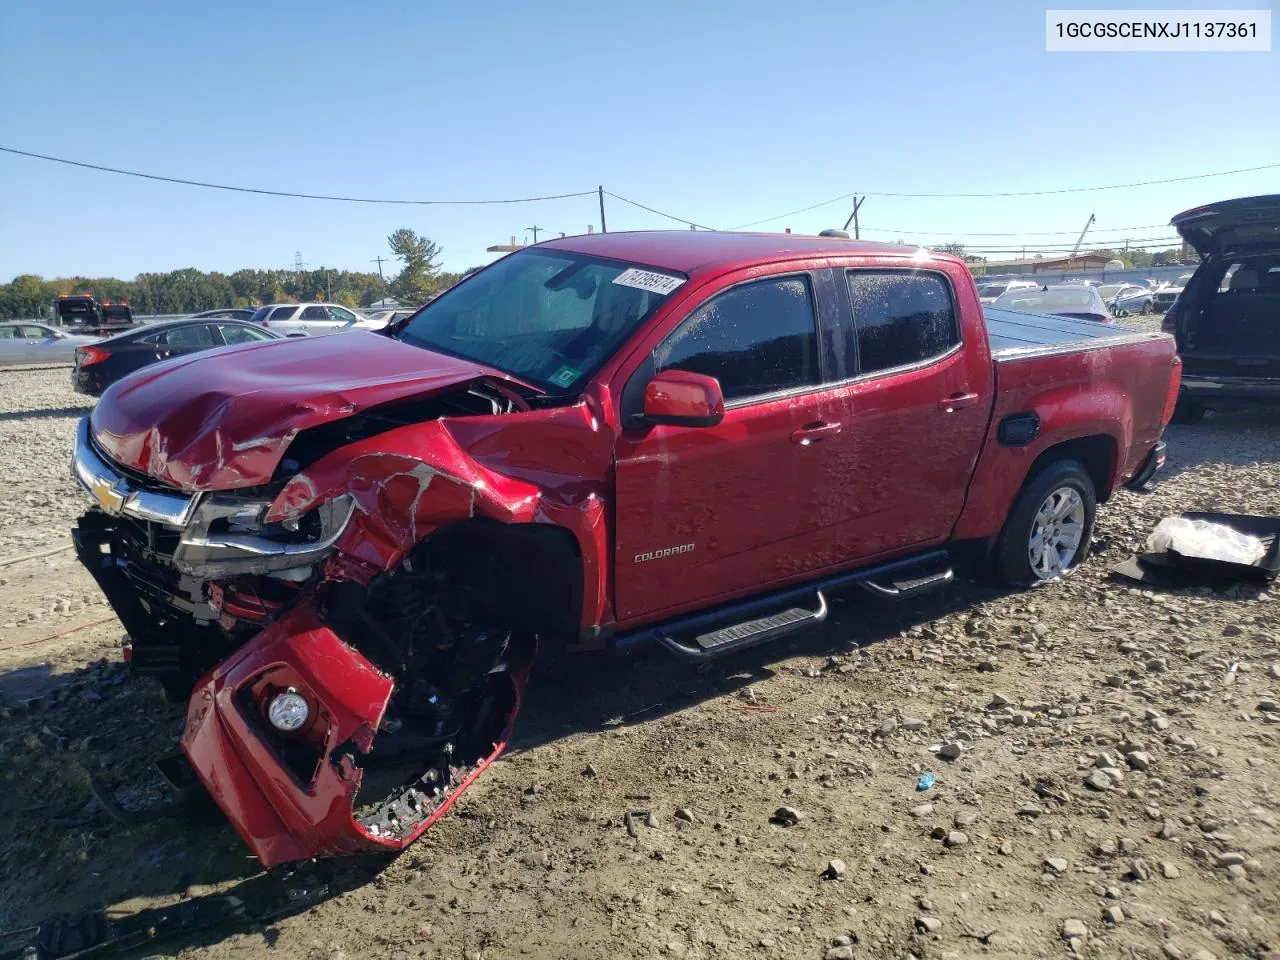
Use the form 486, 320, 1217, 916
614, 272, 835, 623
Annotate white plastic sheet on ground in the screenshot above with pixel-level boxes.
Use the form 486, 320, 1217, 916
1146, 517, 1267, 566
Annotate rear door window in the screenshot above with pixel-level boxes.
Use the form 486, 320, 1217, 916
845, 271, 960, 375
269, 306, 299, 323
655, 275, 819, 403
165, 324, 217, 347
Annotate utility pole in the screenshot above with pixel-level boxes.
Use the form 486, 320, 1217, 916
325, 269, 332, 303
842, 195, 865, 239
598, 185, 607, 233
526, 226, 544, 244
372, 256, 388, 282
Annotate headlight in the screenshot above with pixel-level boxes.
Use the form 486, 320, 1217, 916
267, 689, 310, 732
173, 493, 355, 578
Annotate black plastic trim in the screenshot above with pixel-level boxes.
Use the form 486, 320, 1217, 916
998, 411, 1041, 447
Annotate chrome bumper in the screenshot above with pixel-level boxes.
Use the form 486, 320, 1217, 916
71, 417, 353, 578
72, 417, 200, 527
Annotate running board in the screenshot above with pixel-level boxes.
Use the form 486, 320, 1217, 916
658, 592, 828, 662
858, 565, 954, 600
613, 548, 954, 660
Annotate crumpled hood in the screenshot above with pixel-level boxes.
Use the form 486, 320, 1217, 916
90, 332, 508, 491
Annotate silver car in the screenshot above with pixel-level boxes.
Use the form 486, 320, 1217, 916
0, 322, 102, 366
1098, 283, 1155, 316
248, 303, 387, 337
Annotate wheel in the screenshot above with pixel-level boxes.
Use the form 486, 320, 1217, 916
1140, 301, 1152, 315
1170, 396, 1206, 424
992, 460, 1096, 586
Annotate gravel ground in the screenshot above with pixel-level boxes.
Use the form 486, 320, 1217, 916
0, 357, 1277, 960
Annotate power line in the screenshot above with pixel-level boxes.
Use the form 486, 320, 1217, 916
603, 191, 717, 231
858, 222, 1171, 238
0, 145, 596, 206
727, 161, 1280, 230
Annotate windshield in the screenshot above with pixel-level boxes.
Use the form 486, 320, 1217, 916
396, 249, 682, 392
1097, 284, 1126, 298
102, 305, 132, 320
977, 283, 1008, 298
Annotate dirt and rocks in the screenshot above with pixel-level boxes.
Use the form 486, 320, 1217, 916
0, 357, 1277, 960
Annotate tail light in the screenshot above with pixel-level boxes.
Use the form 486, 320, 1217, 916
1161, 306, 1177, 334
1162, 357, 1183, 425
76, 346, 110, 367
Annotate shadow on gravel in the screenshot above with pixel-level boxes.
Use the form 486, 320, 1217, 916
0, 405, 94, 423
0, 576, 1012, 958
511, 575, 1012, 756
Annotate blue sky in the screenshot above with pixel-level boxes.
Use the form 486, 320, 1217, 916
1, 0, 1276, 280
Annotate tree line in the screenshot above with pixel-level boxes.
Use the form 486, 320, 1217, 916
0, 229, 469, 320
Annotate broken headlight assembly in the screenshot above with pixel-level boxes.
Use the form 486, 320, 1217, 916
173, 493, 355, 579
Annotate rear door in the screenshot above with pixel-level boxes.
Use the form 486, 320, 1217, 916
802, 266, 992, 562
267, 305, 303, 335
613, 269, 839, 622
155, 323, 219, 360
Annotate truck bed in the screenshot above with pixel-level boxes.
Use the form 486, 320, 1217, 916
984, 307, 1168, 360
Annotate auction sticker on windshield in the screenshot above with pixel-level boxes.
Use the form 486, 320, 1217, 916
612, 268, 685, 295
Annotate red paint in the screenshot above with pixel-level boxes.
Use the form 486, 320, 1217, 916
83, 231, 1179, 865
181, 605, 527, 867
89, 331, 535, 491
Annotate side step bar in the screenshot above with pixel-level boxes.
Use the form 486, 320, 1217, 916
617, 548, 955, 662
659, 592, 828, 662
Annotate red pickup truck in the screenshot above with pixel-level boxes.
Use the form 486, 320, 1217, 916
72, 231, 1180, 866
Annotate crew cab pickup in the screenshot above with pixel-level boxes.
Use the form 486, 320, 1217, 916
71, 231, 1180, 867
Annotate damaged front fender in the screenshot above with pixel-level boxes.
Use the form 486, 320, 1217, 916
181, 604, 527, 867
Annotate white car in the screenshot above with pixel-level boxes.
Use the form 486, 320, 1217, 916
249, 303, 387, 337
976, 279, 1039, 305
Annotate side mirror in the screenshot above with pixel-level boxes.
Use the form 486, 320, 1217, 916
641, 370, 725, 427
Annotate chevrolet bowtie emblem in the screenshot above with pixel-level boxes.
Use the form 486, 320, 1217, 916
89, 474, 127, 513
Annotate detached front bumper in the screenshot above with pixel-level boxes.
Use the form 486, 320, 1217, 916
181, 605, 525, 867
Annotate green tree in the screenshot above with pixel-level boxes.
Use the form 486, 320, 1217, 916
387, 228, 443, 307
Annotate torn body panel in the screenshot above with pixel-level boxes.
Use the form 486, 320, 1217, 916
181, 605, 528, 866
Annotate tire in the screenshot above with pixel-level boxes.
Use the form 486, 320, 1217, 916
1140, 301, 1152, 315
1170, 396, 1206, 425
992, 460, 1097, 587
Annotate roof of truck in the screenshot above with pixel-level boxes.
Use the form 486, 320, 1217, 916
540, 230, 941, 275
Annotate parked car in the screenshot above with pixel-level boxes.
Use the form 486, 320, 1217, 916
0, 322, 101, 366
976, 278, 1038, 304
249, 302, 385, 336
1152, 272, 1197, 313
1162, 194, 1280, 423
187, 308, 257, 322
71, 231, 1179, 866
72, 318, 281, 396
989, 284, 1113, 323
1098, 283, 1155, 316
